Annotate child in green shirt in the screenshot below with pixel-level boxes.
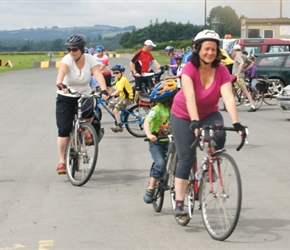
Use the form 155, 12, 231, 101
143, 80, 177, 203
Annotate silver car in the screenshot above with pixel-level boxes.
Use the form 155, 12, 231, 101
277, 85, 290, 112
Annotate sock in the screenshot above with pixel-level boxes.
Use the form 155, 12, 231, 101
176, 200, 184, 207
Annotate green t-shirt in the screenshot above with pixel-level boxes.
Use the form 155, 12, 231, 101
145, 103, 170, 134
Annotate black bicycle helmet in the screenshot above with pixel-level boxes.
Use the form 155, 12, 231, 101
65, 34, 86, 47
111, 64, 125, 72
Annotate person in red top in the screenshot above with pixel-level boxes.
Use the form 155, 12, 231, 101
129, 39, 160, 102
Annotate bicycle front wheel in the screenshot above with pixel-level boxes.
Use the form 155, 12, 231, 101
199, 152, 242, 241
124, 104, 150, 137
65, 122, 98, 186
233, 87, 244, 106
152, 177, 166, 213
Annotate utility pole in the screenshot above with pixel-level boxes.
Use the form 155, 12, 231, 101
204, 0, 207, 29
280, 0, 282, 18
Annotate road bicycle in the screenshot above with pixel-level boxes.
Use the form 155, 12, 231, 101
234, 75, 279, 108
146, 125, 248, 241
257, 76, 280, 106
187, 125, 247, 240
65, 90, 100, 186
94, 93, 150, 137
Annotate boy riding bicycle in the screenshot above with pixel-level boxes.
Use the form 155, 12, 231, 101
143, 81, 177, 203
109, 64, 134, 132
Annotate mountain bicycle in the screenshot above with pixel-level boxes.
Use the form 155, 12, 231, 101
65, 90, 100, 186
94, 93, 150, 137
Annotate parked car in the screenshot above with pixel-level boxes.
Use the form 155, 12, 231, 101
277, 85, 290, 112
255, 52, 290, 90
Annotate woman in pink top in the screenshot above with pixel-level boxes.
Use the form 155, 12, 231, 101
170, 30, 247, 217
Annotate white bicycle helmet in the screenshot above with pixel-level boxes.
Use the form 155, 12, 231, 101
233, 44, 241, 50
194, 30, 220, 46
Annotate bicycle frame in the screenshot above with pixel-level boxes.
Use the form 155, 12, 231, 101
94, 97, 143, 126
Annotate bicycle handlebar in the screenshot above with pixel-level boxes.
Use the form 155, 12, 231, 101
144, 134, 173, 142
190, 125, 249, 151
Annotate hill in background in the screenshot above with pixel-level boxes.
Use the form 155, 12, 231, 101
0, 24, 135, 42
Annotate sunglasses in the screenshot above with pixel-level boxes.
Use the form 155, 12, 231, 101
113, 72, 121, 75
67, 48, 79, 52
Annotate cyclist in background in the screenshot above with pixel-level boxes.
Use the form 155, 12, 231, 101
143, 81, 177, 203
232, 44, 256, 112
182, 39, 196, 64
85, 47, 99, 92
129, 39, 160, 102
164, 53, 183, 90
170, 30, 246, 216
165, 46, 177, 75
55, 34, 108, 175
109, 64, 134, 133
245, 54, 258, 92
94, 45, 112, 95
220, 48, 234, 74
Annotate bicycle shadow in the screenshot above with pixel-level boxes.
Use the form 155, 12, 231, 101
230, 214, 290, 243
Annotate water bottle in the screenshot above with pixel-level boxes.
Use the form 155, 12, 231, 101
195, 156, 207, 181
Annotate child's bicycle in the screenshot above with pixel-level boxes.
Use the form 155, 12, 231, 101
94, 93, 150, 138
65, 89, 101, 186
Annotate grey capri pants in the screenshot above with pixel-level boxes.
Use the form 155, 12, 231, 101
170, 111, 226, 180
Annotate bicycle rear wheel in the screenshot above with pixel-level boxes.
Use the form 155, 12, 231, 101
263, 92, 277, 105
251, 90, 264, 110
124, 104, 150, 137
199, 152, 242, 241
65, 122, 98, 186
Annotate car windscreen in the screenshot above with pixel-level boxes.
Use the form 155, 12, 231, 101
243, 46, 262, 55
257, 55, 284, 67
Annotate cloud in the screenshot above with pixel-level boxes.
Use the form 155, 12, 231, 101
0, 0, 289, 31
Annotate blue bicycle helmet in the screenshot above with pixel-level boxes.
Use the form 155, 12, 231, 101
111, 64, 125, 72
165, 46, 174, 52
95, 45, 104, 51
149, 80, 177, 102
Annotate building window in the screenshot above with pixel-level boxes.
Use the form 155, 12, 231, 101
264, 29, 274, 38
248, 29, 260, 38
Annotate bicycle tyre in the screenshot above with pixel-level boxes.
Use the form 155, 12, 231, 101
65, 122, 98, 186
199, 152, 242, 241
169, 151, 192, 226
152, 177, 166, 213
233, 87, 244, 106
251, 89, 264, 110
124, 104, 150, 138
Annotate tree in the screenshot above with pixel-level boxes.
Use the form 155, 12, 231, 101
207, 6, 241, 37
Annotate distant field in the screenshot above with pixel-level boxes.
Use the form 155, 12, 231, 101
0, 53, 50, 73
0, 50, 169, 73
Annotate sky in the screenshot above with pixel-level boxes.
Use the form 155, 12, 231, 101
0, 0, 289, 31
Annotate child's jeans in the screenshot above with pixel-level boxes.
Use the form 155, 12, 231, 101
149, 141, 169, 179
